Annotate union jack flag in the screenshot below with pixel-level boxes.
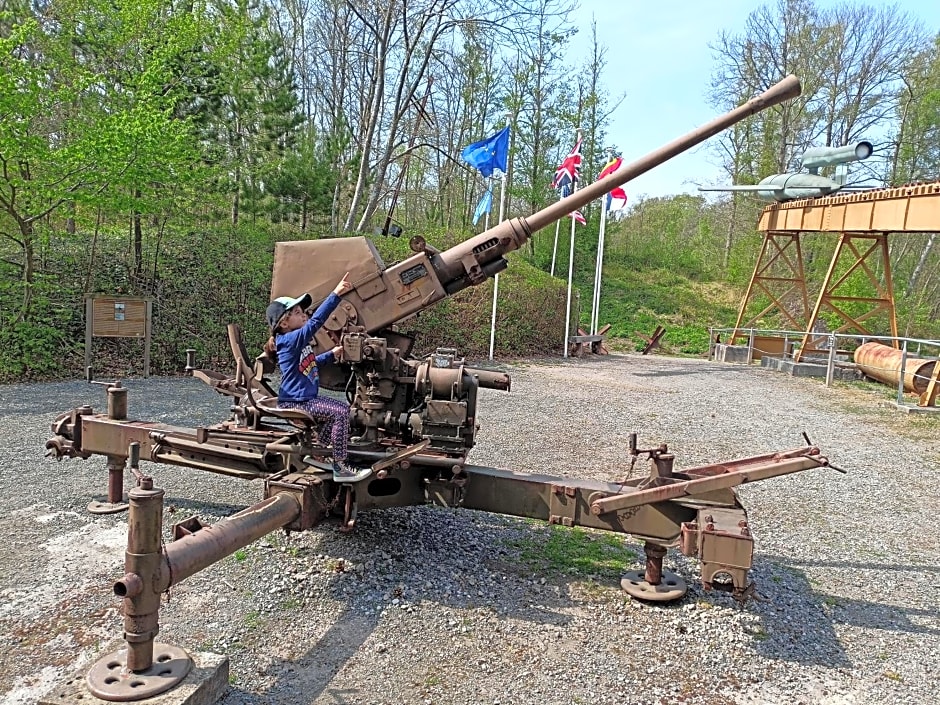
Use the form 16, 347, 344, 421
552, 137, 583, 196
569, 210, 586, 225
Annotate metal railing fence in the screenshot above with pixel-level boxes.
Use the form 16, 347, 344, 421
708, 327, 940, 408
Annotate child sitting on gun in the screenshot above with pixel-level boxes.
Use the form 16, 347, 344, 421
264, 272, 370, 483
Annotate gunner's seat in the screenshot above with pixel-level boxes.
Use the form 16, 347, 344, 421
225, 324, 325, 441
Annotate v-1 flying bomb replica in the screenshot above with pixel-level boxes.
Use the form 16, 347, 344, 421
700, 141, 874, 202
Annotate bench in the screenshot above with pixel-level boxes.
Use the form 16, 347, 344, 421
568, 325, 610, 357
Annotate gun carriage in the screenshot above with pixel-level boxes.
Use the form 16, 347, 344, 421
42, 75, 840, 702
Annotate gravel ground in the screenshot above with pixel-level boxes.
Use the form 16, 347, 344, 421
1, 352, 938, 705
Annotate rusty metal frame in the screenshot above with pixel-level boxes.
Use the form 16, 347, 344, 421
730, 232, 809, 344
923, 361, 940, 407
794, 232, 898, 361
733, 181, 940, 358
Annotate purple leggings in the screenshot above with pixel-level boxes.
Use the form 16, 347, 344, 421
280, 397, 350, 461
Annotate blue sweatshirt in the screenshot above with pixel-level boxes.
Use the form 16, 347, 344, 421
275, 292, 341, 403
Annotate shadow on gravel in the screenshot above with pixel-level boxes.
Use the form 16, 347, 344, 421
222, 606, 381, 705
747, 556, 852, 668
779, 555, 940, 577
217, 508, 606, 704
747, 553, 940, 668
763, 554, 940, 636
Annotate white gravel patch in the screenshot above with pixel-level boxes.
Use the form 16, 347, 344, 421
1, 353, 937, 705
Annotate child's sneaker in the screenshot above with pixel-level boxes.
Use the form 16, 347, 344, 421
332, 460, 372, 483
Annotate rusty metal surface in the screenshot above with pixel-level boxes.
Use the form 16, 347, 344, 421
85, 643, 192, 701
160, 493, 302, 589
457, 464, 722, 543
758, 179, 940, 233
854, 341, 937, 395
620, 571, 687, 601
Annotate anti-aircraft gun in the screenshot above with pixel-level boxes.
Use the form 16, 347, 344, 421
42, 75, 842, 703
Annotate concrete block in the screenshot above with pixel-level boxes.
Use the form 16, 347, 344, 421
39, 651, 229, 705
760, 356, 862, 382
881, 401, 940, 415
713, 344, 750, 363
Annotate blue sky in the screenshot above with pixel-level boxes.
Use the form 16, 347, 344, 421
570, 0, 940, 200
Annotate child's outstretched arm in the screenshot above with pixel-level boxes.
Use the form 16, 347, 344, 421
300, 272, 353, 340
315, 345, 343, 368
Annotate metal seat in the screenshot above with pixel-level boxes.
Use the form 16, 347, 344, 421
225, 324, 324, 440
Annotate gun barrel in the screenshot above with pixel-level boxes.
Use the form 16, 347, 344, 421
433, 74, 801, 283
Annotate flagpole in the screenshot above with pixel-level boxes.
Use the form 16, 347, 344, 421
488, 113, 512, 361
593, 197, 608, 334
591, 148, 613, 334
563, 128, 582, 359
483, 176, 491, 231
550, 218, 561, 276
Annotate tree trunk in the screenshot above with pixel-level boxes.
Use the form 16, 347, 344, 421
906, 233, 937, 296
133, 188, 143, 278
232, 162, 241, 226
17, 220, 35, 323
343, 5, 395, 232
83, 207, 102, 296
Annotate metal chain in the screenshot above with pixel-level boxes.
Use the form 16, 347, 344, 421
161, 534, 173, 603
617, 455, 639, 489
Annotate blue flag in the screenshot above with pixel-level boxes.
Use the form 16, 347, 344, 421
472, 189, 493, 225
461, 126, 510, 178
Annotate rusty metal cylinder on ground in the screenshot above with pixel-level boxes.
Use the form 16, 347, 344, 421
854, 342, 937, 394
122, 483, 166, 672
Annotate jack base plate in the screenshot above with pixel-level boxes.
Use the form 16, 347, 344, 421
86, 643, 192, 701
87, 500, 129, 515
621, 569, 688, 602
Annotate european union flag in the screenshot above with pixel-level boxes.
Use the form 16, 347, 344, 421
461, 126, 510, 178
472, 189, 493, 225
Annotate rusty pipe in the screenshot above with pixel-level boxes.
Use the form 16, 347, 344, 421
466, 367, 511, 391
113, 490, 301, 672
106, 456, 125, 504
854, 341, 937, 395
591, 453, 822, 515
156, 492, 301, 590
120, 484, 166, 672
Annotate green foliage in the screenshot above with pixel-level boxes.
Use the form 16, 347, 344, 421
598, 261, 739, 355
2, 2, 940, 382
607, 195, 725, 278
506, 525, 637, 577
893, 34, 940, 182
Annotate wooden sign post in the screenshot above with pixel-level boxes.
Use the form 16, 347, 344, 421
85, 295, 153, 377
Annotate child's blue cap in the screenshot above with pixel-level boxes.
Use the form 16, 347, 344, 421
266, 293, 312, 333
